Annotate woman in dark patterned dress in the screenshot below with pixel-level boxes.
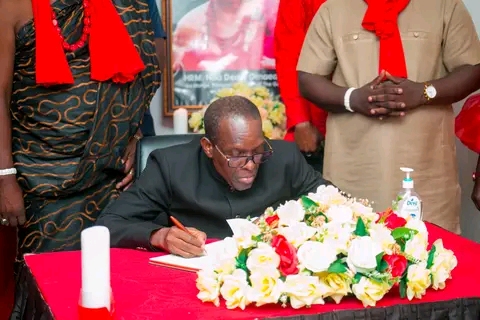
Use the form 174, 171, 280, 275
0, 0, 161, 316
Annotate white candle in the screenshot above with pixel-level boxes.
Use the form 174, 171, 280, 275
173, 108, 188, 134
80, 226, 111, 309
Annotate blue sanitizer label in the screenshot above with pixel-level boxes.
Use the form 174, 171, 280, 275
400, 196, 422, 219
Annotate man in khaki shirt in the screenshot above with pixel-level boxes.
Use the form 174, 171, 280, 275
297, 0, 480, 233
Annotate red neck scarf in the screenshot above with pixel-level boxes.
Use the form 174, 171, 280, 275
32, 0, 145, 86
362, 0, 410, 78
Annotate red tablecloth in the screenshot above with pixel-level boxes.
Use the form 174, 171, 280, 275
25, 223, 480, 320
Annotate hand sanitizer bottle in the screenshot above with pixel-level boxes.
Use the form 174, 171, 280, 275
393, 167, 423, 220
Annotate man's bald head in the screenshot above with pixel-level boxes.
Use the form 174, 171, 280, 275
204, 96, 261, 145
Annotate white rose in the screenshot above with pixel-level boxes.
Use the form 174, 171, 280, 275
350, 202, 378, 222
430, 239, 458, 290
308, 185, 346, 206
220, 269, 252, 310
297, 241, 338, 273
196, 269, 221, 306
325, 205, 354, 224
278, 222, 317, 248
283, 274, 327, 309
404, 233, 428, 262
230, 220, 261, 249
368, 223, 396, 255
246, 242, 280, 273
319, 222, 353, 255
249, 270, 284, 306
276, 200, 305, 226
404, 219, 428, 237
346, 236, 383, 274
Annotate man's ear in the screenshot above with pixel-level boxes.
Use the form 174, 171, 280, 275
200, 137, 213, 158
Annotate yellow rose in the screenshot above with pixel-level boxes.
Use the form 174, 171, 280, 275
250, 96, 265, 109
258, 107, 269, 121
249, 270, 284, 306
283, 274, 327, 309
188, 111, 204, 132
270, 127, 285, 140
216, 88, 236, 98
404, 233, 429, 261
246, 242, 281, 273
196, 269, 221, 306
351, 277, 390, 307
406, 262, 431, 300
262, 119, 274, 139
268, 103, 286, 125
254, 86, 270, 98
220, 269, 252, 310
232, 82, 253, 97
317, 272, 352, 304
430, 239, 457, 290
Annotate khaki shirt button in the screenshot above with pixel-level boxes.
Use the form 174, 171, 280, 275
353, 34, 359, 40
413, 32, 419, 37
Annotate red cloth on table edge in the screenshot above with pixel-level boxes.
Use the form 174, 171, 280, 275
455, 94, 480, 153
25, 223, 480, 320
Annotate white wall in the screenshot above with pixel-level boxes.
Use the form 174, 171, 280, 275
151, 0, 480, 241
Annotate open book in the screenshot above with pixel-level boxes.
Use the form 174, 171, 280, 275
149, 218, 257, 272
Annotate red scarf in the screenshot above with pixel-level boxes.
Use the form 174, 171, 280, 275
362, 0, 410, 77
32, 0, 145, 86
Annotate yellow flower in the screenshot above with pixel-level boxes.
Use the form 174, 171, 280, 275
430, 239, 457, 290
216, 87, 236, 98
406, 262, 431, 300
317, 272, 352, 304
268, 103, 286, 125
283, 274, 327, 309
270, 127, 286, 140
250, 96, 265, 109
262, 119, 274, 139
258, 107, 269, 121
188, 111, 204, 132
254, 86, 270, 99
351, 277, 390, 307
246, 242, 281, 273
249, 270, 284, 306
220, 269, 252, 310
232, 82, 253, 97
196, 269, 221, 307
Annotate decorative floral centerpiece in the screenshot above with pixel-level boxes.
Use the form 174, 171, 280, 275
196, 185, 457, 310
188, 82, 286, 139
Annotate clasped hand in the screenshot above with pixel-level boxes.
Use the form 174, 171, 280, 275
350, 70, 425, 118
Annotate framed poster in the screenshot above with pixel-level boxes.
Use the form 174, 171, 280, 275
161, 0, 281, 117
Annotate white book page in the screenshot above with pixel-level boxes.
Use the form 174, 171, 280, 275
149, 240, 227, 271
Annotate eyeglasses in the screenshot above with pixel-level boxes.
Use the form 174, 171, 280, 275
214, 139, 274, 168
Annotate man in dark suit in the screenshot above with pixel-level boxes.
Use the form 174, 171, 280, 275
97, 96, 332, 257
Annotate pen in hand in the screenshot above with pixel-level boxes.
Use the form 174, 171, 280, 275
169, 216, 207, 256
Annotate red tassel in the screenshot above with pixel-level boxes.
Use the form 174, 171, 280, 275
32, 0, 74, 85
89, 0, 145, 83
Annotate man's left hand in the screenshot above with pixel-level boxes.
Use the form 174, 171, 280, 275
369, 73, 425, 112
116, 131, 141, 190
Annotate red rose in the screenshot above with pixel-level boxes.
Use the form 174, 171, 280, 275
377, 208, 407, 229
265, 214, 279, 227
383, 254, 408, 278
271, 235, 299, 276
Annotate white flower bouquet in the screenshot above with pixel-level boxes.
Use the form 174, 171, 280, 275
196, 185, 458, 309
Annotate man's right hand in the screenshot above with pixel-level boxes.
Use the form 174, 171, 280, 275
350, 71, 405, 118
294, 122, 323, 153
0, 175, 26, 227
150, 226, 206, 258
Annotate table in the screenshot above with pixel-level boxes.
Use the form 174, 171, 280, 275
11, 223, 480, 320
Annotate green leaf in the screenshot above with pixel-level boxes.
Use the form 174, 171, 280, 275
354, 218, 368, 236
375, 253, 388, 272
426, 245, 437, 269
352, 273, 363, 284
328, 260, 348, 273
399, 278, 407, 299
301, 196, 317, 210
235, 249, 249, 272
391, 227, 418, 241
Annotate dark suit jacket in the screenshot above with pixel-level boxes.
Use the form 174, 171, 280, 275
96, 137, 331, 249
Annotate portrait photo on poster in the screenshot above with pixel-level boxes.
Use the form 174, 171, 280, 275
161, 0, 280, 117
